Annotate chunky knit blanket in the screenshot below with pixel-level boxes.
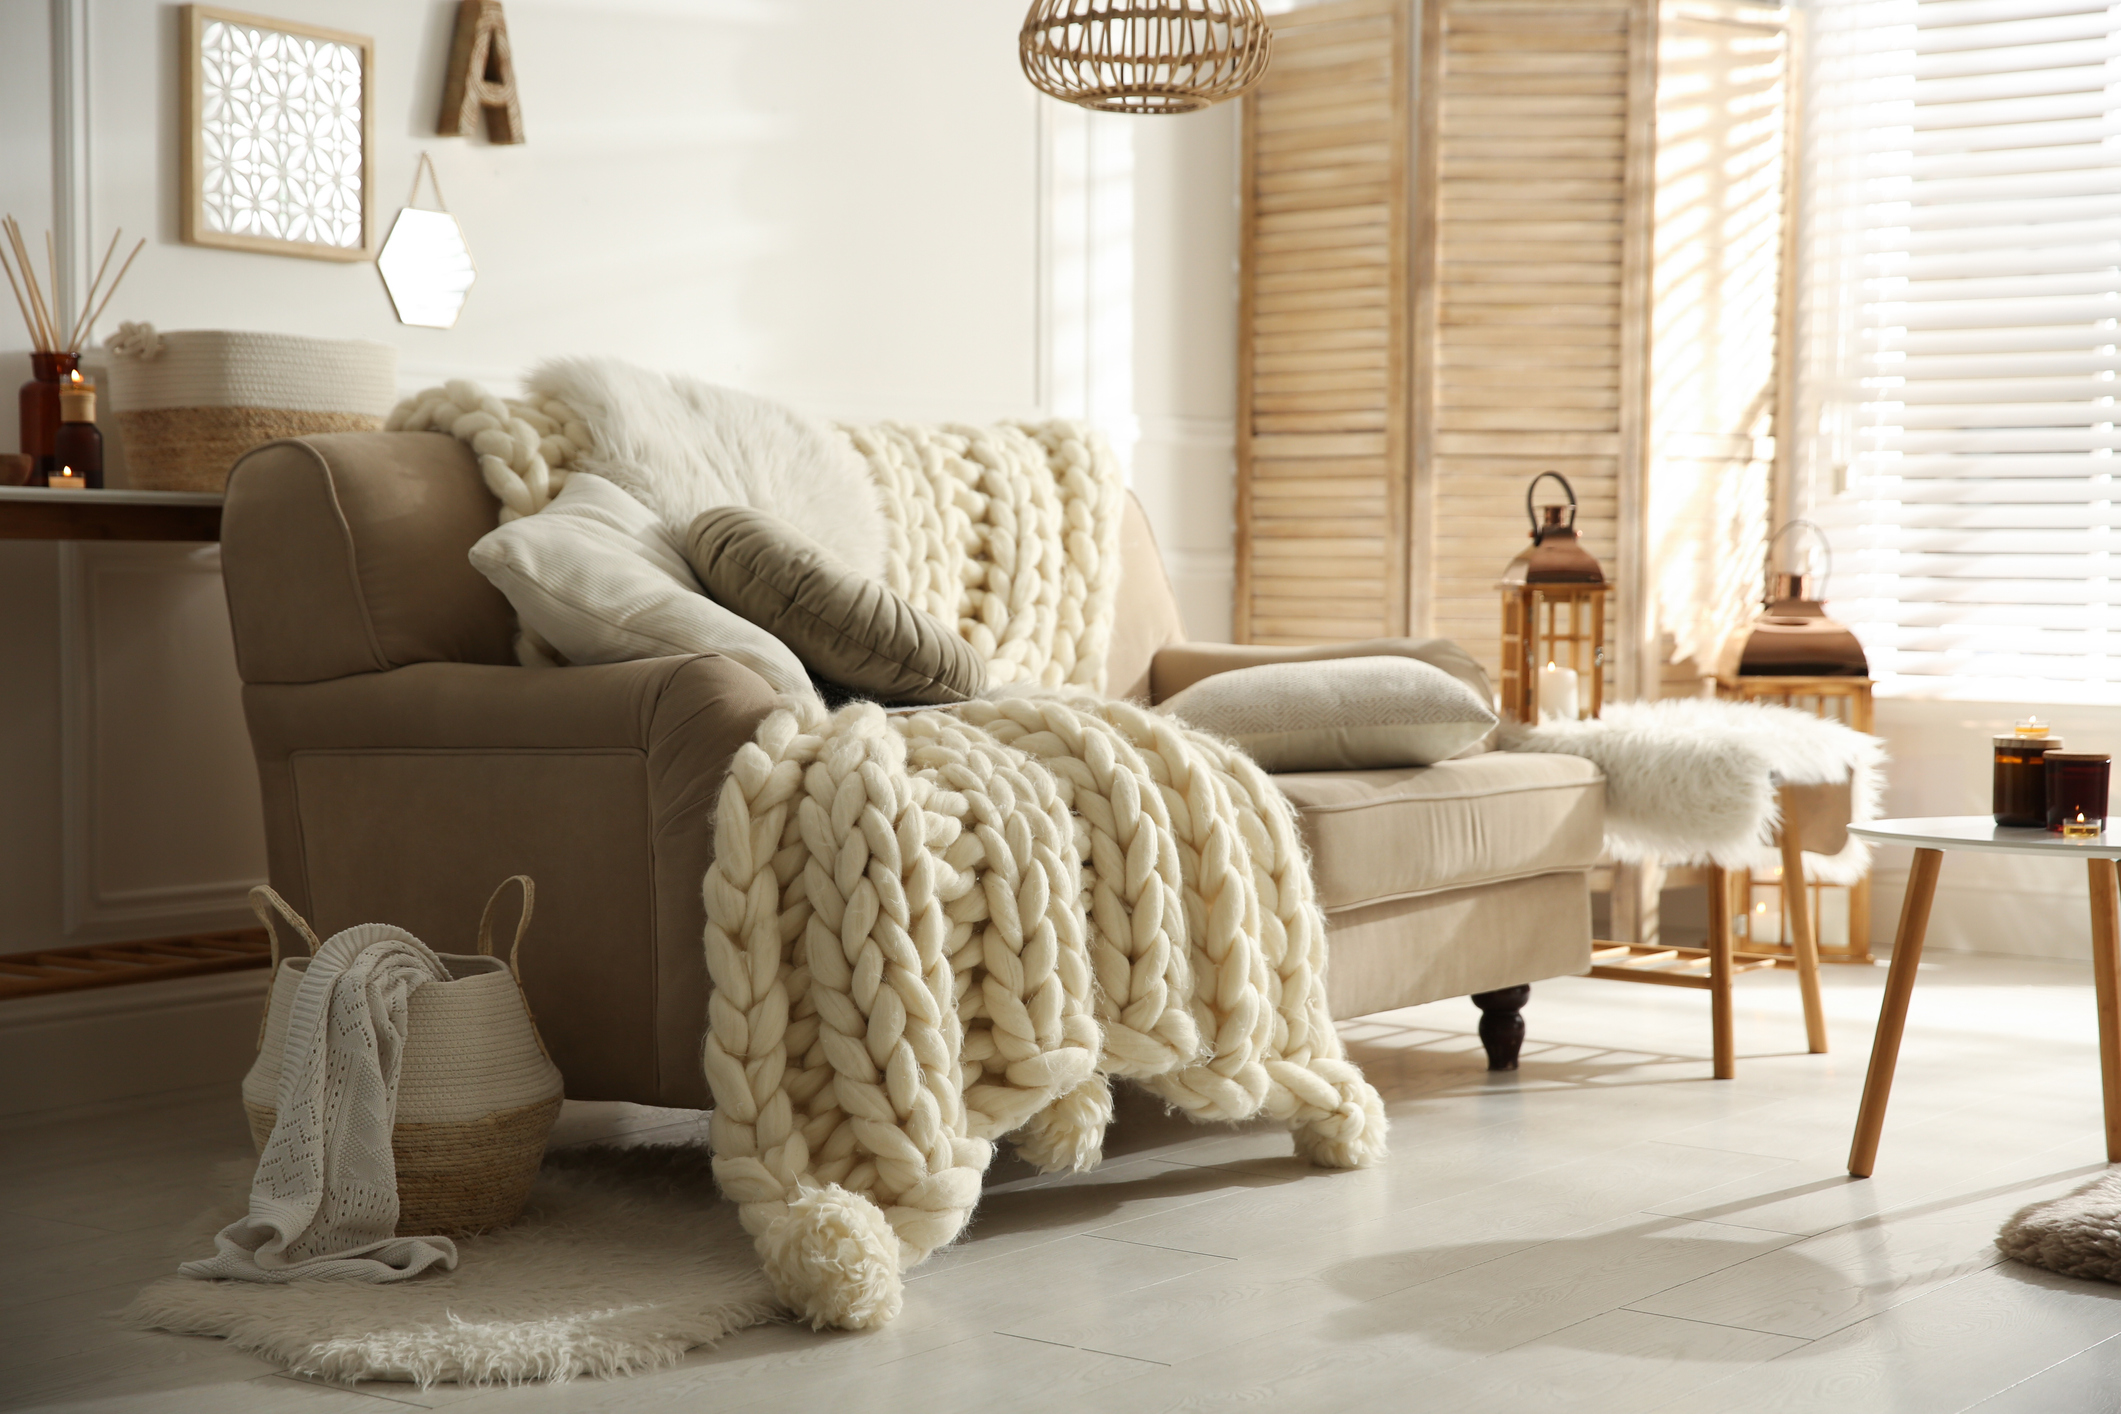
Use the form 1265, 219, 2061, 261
391, 367, 1379, 1333
703, 689, 1388, 1331
389, 370, 1124, 694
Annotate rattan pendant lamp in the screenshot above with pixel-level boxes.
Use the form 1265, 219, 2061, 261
1020, 0, 1273, 114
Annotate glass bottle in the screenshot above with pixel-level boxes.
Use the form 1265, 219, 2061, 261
18, 350, 80, 477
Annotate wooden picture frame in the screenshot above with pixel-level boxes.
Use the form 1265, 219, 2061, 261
180, 6, 376, 262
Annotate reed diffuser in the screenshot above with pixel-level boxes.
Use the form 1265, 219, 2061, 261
1, 216, 143, 483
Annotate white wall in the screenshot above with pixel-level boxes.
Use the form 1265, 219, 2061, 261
1132, 104, 1241, 642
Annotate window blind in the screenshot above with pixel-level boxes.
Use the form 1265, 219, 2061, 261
1838, 0, 2121, 702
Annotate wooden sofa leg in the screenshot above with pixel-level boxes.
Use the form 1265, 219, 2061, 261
1471, 985, 1531, 1071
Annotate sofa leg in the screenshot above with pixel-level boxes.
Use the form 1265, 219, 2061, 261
1471, 985, 1531, 1071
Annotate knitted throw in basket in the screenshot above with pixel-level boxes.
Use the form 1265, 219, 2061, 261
202, 879, 565, 1283
702, 689, 1388, 1332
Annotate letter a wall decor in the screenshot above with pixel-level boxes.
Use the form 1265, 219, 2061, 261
439, 0, 525, 144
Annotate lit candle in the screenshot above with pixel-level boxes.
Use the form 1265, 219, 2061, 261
2064, 810, 2101, 840
1750, 898, 1781, 944
45, 464, 84, 489
1537, 660, 1579, 722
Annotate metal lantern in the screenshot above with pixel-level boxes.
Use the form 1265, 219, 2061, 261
1716, 519, 1876, 966
1498, 472, 1607, 724
1020, 0, 1274, 115
1732, 520, 1869, 678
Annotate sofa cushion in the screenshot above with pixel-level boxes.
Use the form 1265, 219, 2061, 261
1160, 655, 1496, 770
1276, 751, 1604, 913
685, 504, 985, 704
467, 473, 812, 695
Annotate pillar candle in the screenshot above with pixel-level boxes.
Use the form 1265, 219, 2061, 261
1537, 661, 1579, 722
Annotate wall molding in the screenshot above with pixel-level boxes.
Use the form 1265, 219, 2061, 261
50, 0, 90, 344
59, 544, 264, 940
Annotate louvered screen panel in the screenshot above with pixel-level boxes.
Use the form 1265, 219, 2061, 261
1237, 0, 1410, 645
1840, 0, 2121, 702
1424, 0, 1641, 688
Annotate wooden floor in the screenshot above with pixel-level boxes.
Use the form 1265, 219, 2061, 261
7, 950, 2121, 1413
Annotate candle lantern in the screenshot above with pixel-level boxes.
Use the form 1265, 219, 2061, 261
1498, 471, 1607, 724
1715, 518, 1877, 965
1733, 521, 1868, 679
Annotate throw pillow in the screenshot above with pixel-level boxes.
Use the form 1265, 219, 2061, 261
685, 505, 986, 705
1159, 654, 1498, 771
467, 473, 813, 695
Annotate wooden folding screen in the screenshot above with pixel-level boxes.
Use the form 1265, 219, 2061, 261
1234, 0, 1413, 646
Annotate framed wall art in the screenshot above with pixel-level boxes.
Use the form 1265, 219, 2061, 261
180, 6, 375, 261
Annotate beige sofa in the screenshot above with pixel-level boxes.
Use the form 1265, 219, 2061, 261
219, 433, 1605, 1108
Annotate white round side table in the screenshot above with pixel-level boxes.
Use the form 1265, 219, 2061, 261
1846, 816, 2121, 1177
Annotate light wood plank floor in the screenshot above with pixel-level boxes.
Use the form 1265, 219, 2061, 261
7, 950, 2121, 1413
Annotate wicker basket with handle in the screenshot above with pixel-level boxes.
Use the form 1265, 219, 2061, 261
241, 877, 564, 1237
102, 325, 398, 492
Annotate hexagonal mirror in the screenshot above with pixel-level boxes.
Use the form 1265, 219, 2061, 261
378, 208, 476, 328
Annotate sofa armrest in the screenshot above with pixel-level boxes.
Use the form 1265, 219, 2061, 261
240, 654, 780, 1106
1150, 637, 1495, 706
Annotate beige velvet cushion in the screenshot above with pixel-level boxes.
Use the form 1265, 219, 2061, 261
686, 505, 985, 704
1161, 655, 1497, 771
1277, 752, 1605, 913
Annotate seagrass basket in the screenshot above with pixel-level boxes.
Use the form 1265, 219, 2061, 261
102, 326, 397, 492
241, 878, 564, 1237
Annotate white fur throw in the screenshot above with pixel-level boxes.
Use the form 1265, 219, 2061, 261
391, 364, 1124, 693
702, 688, 1387, 1332
1503, 698, 1886, 882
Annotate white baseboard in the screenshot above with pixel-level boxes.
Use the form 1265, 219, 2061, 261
0, 969, 268, 1122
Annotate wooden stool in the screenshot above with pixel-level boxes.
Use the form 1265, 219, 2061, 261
1589, 783, 1844, 1078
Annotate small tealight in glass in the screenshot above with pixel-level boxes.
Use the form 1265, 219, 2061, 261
2046, 751, 2111, 836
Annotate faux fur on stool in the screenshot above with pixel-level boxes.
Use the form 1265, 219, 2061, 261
1998, 1170, 2121, 1283
1502, 698, 1885, 880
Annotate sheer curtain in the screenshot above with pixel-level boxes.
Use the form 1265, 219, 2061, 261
1803, 0, 2121, 704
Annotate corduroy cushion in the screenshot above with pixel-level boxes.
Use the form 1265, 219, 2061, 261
1159, 655, 1498, 771
685, 505, 985, 704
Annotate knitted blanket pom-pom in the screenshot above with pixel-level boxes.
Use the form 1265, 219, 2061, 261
760, 1184, 905, 1332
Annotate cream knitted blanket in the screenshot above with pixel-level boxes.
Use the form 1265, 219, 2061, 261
702, 689, 1387, 1331
389, 373, 1124, 693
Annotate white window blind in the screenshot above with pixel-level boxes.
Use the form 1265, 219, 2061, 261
1836, 0, 2121, 703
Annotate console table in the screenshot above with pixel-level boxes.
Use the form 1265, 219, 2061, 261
0, 485, 222, 541
1846, 816, 2121, 1176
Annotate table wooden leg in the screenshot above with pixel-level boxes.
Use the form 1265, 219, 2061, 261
1848, 847, 1942, 1177
1781, 824, 1828, 1054
1708, 863, 1735, 1079
2087, 858, 2121, 1163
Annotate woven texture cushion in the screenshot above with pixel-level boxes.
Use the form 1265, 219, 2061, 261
1159, 654, 1498, 771
685, 505, 985, 705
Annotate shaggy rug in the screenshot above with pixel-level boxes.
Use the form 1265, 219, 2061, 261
1998, 1170, 2121, 1283
128, 1144, 780, 1387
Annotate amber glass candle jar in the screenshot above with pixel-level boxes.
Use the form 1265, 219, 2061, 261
1995, 719, 2061, 826
2046, 752, 2111, 835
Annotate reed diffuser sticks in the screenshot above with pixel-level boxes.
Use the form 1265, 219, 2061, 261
0, 217, 145, 355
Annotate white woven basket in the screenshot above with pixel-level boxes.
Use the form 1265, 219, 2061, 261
241, 878, 564, 1237
102, 325, 398, 492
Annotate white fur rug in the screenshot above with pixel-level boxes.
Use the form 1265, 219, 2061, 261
129, 1144, 779, 1387
1503, 698, 1886, 881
